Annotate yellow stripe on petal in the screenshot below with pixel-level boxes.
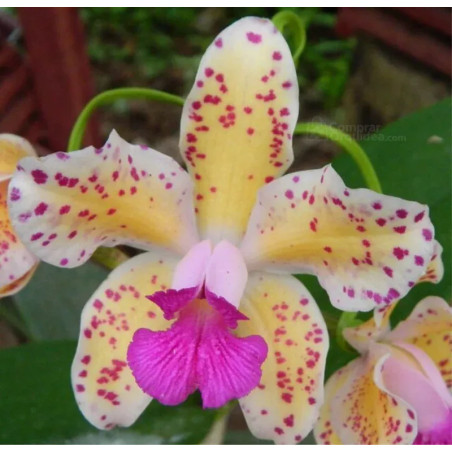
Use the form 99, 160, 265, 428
386, 297, 452, 390
0, 134, 37, 181
330, 347, 418, 444
343, 304, 396, 354
180, 17, 298, 244
8, 130, 198, 268
71, 251, 178, 429
0, 181, 38, 298
241, 165, 435, 312
237, 272, 328, 444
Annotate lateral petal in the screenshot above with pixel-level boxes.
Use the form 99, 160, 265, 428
241, 165, 435, 311
237, 272, 328, 444
71, 251, 178, 429
8, 130, 198, 268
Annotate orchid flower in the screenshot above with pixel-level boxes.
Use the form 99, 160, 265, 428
7, 17, 438, 444
315, 296, 452, 445
0, 134, 39, 298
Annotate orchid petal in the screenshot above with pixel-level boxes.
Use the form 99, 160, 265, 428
71, 251, 178, 429
180, 17, 298, 244
0, 134, 37, 181
236, 272, 328, 444
128, 298, 267, 409
172, 239, 212, 291
343, 304, 396, 354
314, 361, 355, 445
416, 240, 444, 284
330, 346, 418, 444
0, 181, 38, 297
386, 296, 452, 389
241, 165, 435, 311
8, 130, 198, 268
381, 349, 452, 441
205, 241, 248, 308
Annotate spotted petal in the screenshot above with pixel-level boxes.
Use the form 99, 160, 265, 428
0, 181, 38, 297
180, 17, 298, 244
386, 297, 452, 389
329, 346, 418, 444
236, 272, 328, 444
8, 130, 198, 268
71, 251, 178, 429
314, 361, 354, 445
0, 134, 37, 181
241, 165, 435, 311
417, 240, 444, 284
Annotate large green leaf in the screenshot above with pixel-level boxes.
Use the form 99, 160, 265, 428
0, 341, 216, 444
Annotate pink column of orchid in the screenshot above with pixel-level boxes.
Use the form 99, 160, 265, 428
7, 18, 438, 444
315, 296, 452, 445
0, 134, 38, 298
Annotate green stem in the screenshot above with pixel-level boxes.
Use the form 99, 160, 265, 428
294, 122, 382, 193
67, 88, 185, 152
272, 10, 306, 65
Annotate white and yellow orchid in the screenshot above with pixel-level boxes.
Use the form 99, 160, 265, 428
0, 134, 39, 298
7, 17, 437, 444
315, 296, 452, 445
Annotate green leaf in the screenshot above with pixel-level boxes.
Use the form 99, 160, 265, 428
12, 262, 109, 341
0, 341, 216, 444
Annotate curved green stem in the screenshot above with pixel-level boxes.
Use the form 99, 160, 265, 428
294, 122, 382, 193
67, 88, 184, 152
272, 10, 306, 65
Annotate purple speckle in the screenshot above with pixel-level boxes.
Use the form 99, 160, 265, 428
246, 32, 262, 44
31, 169, 48, 184
383, 266, 393, 278
285, 190, 294, 200
414, 255, 424, 266
34, 202, 48, 216
55, 152, 70, 160
422, 229, 432, 241
10, 187, 21, 201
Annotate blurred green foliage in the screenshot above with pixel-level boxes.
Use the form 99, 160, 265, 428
80, 7, 355, 108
